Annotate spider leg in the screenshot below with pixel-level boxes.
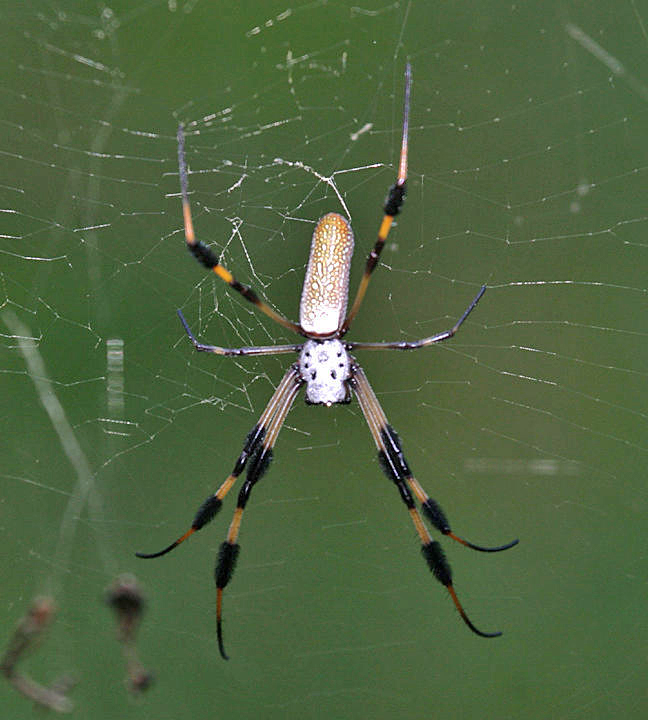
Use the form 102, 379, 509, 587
177, 125, 304, 337
135, 366, 302, 560
340, 63, 411, 336
350, 364, 516, 638
214, 368, 302, 659
407, 475, 518, 552
347, 285, 487, 351
177, 310, 303, 357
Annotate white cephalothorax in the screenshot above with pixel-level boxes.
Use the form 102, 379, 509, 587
298, 338, 352, 405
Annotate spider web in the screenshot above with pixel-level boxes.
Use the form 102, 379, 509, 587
1, 2, 646, 718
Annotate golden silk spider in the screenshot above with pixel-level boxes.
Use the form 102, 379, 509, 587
136, 64, 518, 659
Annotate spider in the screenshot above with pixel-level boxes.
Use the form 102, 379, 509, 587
136, 64, 518, 659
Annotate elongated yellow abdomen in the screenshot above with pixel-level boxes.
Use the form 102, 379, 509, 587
299, 213, 354, 337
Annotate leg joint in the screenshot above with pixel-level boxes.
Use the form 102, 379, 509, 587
188, 241, 218, 269
232, 425, 266, 476
246, 447, 273, 486
215, 542, 240, 589
383, 181, 407, 216
421, 541, 452, 587
422, 498, 451, 535
380, 424, 411, 478
193, 496, 223, 530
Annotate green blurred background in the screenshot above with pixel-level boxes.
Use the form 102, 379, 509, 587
1, 1, 646, 718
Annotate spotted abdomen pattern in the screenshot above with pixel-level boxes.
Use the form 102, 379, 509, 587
299, 212, 354, 336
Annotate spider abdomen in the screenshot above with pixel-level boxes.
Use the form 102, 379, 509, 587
299, 339, 351, 406
299, 213, 354, 337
